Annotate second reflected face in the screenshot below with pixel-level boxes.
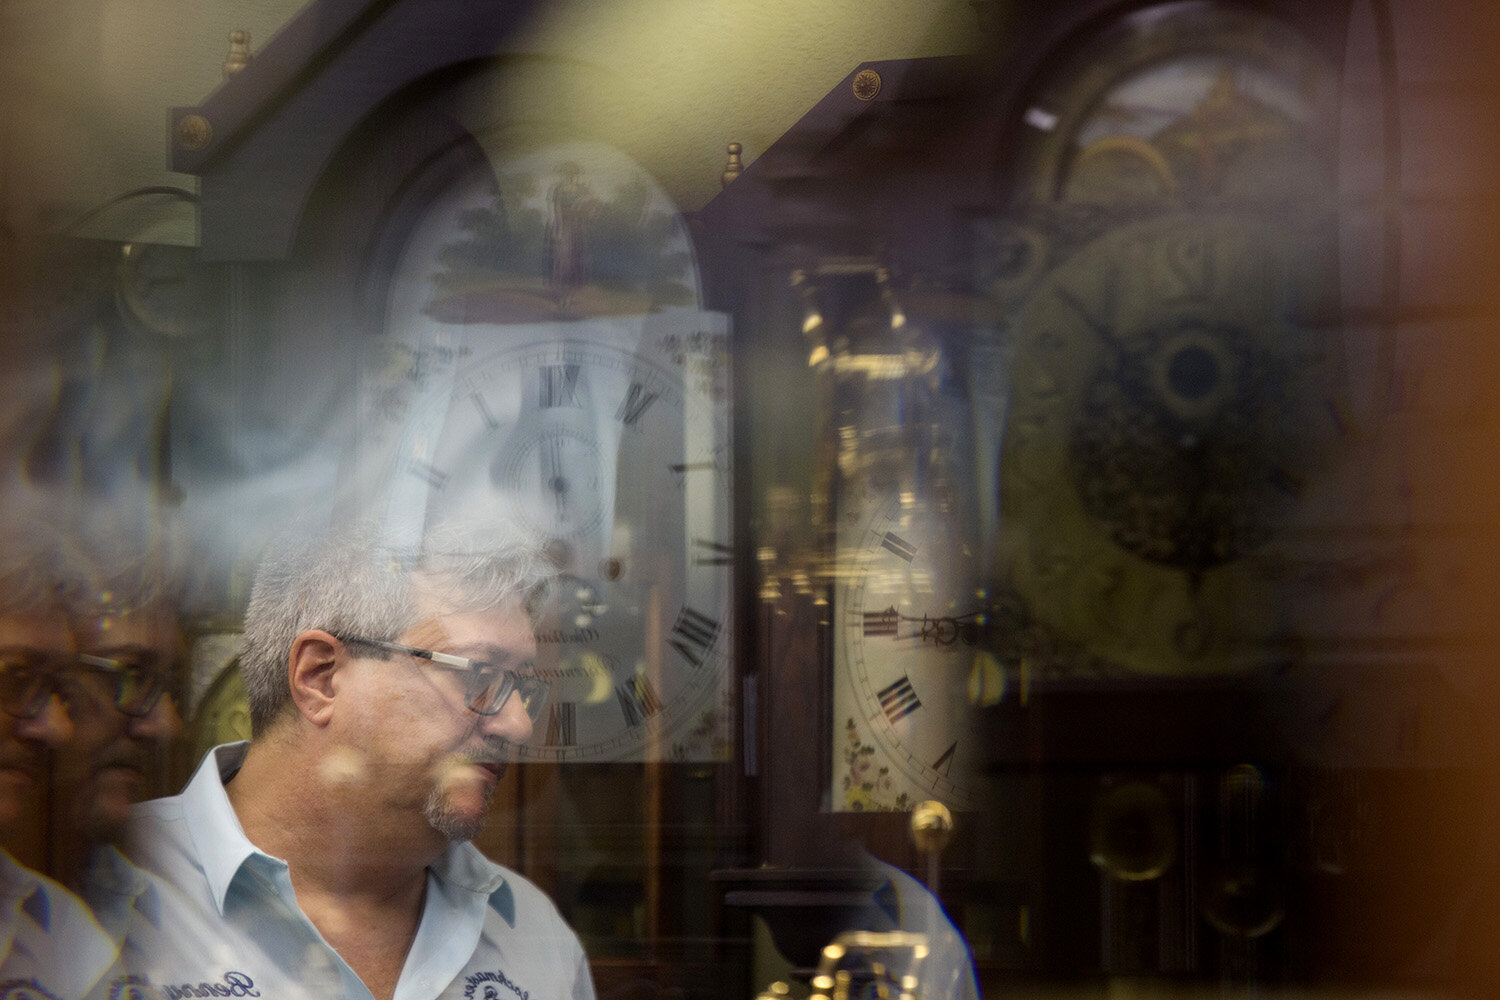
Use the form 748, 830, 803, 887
60, 604, 185, 842
0, 607, 74, 836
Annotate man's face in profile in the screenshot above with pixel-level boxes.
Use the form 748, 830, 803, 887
335, 593, 539, 844
59, 603, 184, 843
0, 608, 74, 836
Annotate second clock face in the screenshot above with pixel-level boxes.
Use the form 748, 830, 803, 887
833, 490, 990, 813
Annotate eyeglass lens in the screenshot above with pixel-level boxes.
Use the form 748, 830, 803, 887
77, 654, 166, 717
466, 666, 547, 720
0, 662, 65, 719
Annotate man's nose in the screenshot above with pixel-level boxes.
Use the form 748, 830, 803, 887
128, 693, 184, 742
15, 693, 73, 746
478, 690, 533, 743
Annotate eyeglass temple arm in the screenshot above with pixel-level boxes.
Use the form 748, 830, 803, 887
370, 640, 472, 671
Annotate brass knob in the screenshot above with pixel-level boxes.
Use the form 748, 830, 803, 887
910, 800, 954, 855
756, 982, 791, 1000
1089, 780, 1178, 881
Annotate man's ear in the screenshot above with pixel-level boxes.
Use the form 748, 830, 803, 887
287, 629, 343, 726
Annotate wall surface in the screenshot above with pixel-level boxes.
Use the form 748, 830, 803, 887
0, 0, 981, 244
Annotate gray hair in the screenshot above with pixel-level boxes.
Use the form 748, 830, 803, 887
57, 506, 181, 622
238, 517, 552, 736
0, 537, 65, 618
0, 496, 70, 617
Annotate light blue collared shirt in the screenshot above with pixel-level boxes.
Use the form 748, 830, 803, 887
0, 849, 117, 1000
118, 743, 595, 1000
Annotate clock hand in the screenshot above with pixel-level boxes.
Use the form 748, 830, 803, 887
548, 437, 571, 521
875, 596, 1029, 650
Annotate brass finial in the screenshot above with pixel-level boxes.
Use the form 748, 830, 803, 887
224, 29, 251, 79
911, 800, 954, 894
721, 141, 744, 188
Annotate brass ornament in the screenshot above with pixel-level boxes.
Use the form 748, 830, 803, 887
909, 799, 954, 855
1089, 780, 1178, 881
851, 69, 882, 102
176, 114, 213, 152
223, 29, 251, 79
721, 141, 743, 188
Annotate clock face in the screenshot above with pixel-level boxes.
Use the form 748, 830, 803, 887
987, 3, 1341, 677
349, 144, 733, 763
419, 324, 734, 763
998, 214, 1338, 675
807, 266, 992, 812
833, 489, 991, 812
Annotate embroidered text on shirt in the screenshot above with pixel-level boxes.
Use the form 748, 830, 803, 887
464, 969, 529, 1000
106, 972, 261, 1000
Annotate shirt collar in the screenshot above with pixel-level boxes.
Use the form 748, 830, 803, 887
84, 844, 162, 937
0, 849, 42, 905
86, 843, 150, 898
182, 741, 275, 915
187, 742, 514, 917
430, 839, 510, 896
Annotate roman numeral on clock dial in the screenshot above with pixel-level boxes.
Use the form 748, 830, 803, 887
539, 363, 582, 408
876, 675, 922, 724
669, 607, 719, 667
616, 382, 659, 426
693, 539, 733, 566
616, 676, 664, 727
880, 532, 917, 562
546, 702, 577, 747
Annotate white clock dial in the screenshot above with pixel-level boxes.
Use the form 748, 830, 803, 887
833, 491, 988, 812
343, 141, 733, 762
358, 315, 733, 763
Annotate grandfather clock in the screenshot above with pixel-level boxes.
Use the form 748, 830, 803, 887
699, 0, 1481, 993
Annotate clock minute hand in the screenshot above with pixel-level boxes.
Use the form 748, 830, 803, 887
872, 608, 996, 648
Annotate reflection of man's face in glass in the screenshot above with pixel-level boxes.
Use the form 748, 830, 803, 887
59, 603, 184, 843
0, 608, 74, 837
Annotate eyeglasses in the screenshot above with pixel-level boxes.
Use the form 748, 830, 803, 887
341, 636, 548, 719
0, 657, 76, 720
76, 653, 170, 717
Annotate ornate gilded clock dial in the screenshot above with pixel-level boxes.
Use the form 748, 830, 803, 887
999, 215, 1337, 675
990, 3, 1341, 678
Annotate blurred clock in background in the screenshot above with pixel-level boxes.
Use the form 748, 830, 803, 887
990, 0, 1344, 678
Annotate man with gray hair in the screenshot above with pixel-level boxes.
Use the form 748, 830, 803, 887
121, 519, 594, 1000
